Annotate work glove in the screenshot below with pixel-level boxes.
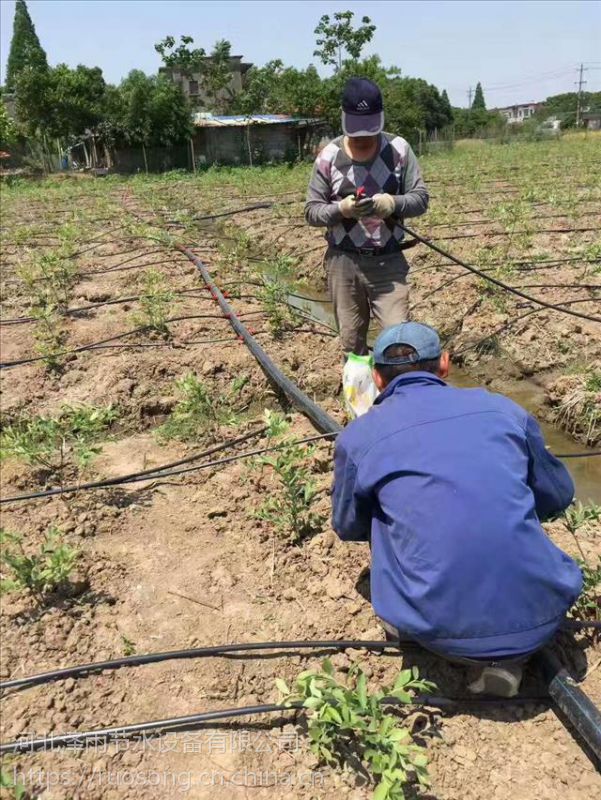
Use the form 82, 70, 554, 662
338, 194, 375, 219
371, 193, 396, 219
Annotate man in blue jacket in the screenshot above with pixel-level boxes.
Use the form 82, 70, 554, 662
332, 321, 582, 697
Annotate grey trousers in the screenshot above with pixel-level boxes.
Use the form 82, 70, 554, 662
325, 247, 410, 355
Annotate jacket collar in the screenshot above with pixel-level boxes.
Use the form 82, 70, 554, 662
374, 371, 447, 405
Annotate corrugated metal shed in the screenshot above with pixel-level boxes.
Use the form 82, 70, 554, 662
192, 113, 318, 127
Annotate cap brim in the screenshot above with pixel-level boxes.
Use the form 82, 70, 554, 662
342, 110, 384, 137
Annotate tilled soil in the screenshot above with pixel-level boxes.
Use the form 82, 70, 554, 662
1, 154, 600, 800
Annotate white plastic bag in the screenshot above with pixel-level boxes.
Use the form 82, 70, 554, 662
343, 353, 378, 418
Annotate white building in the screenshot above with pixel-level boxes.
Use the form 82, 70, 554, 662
497, 102, 543, 124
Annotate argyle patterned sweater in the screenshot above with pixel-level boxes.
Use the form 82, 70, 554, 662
305, 133, 429, 250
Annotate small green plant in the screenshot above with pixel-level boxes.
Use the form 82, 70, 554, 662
31, 303, 66, 371
573, 558, 601, 622
0, 528, 79, 604
0, 765, 26, 800
255, 415, 323, 542
121, 634, 137, 655
158, 373, 238, 442
278, 660, 436, 800
256, 277, 300, 338
0, 404, 117, 475
132, 269, 176, 334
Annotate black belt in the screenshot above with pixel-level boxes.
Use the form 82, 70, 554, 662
331, 239, 418, 256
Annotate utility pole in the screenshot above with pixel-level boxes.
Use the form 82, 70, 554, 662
467, 86, 473, 108
575, 63, 588, 127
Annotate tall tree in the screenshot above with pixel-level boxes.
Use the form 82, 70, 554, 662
313, 11, 376, 71
5, 0, 48, 91
441, 89, 453, 119
471, 81, 486, 110
155, 34, 235, 112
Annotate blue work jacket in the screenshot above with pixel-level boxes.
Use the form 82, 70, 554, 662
332, 372, 582, 658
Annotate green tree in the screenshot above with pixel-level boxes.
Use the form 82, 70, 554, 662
0, 99, 17, 148
5, 0, 48, 91
15, 63, 106, 139
232, 60, 323, 117
313, 11, 376, 71
110, 71, 191, 147
155, 34, 206, 76
534, 91, 601, 128
472, 81, 486, 110
155, 34, 235, 112
202, 39, 235, 112
441, 89, 453, 120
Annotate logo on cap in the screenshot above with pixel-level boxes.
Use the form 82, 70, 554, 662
356, 99, 370, 111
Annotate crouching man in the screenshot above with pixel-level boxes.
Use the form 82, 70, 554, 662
331, 321, 583, 697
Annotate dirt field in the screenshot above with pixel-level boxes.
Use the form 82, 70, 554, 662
0, 136, 600, 799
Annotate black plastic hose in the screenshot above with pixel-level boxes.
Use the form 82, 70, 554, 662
178, 245, 340, 435
0, 694, 552, 755
0, 639, 399, 692
194, 202, 273, 221
400, 224, 601, 324
0, 432, 336, 504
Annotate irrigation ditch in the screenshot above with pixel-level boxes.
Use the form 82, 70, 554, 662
1, 140, 600, 800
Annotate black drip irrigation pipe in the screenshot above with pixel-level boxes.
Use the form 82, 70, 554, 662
0, 427, 268, 505
0, 640, 397, 692
0, 313, 248, 370
194, 202, 273, 221
400, 224, 601, 324
0, 431, 336, 504
1, 695, 550, 755
0, 288, 212, 326
177, 245, 339, 435
537, 648, 601, 764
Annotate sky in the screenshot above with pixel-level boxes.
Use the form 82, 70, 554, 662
0, 0, 600, 108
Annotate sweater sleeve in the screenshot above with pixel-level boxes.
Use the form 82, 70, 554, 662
394, 144, 429, 218
304, 159, 344, 227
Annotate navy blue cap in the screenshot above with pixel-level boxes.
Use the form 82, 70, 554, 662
341, 78, 384, 137
373, 322, 442, 366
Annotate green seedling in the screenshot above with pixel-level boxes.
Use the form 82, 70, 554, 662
256, 277, 300, 338
30, 303, 66, 371
0, 527, 79, 605
574, 558, 601, 623
132, 268, 176, 334
277, 660, 436, 800
255, 414, 323, 542
0, 765, 26, 800
121, 634, 137, 656
157, 373, 239, 442
0, 404, 117, 476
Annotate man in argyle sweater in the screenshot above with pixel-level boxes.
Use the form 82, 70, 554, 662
305, 78, 429, 355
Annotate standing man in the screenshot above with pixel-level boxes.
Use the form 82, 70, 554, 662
305, 78, 429, 357
332, 322, 582, 697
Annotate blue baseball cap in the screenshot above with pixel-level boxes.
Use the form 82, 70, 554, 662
373, 322, 442, 366
341, 78, 384, 137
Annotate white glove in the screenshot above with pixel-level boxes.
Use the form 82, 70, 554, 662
371, 193, 396, 219
338, 195, 375, 219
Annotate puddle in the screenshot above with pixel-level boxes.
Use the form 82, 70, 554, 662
288, 287, 601, 503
